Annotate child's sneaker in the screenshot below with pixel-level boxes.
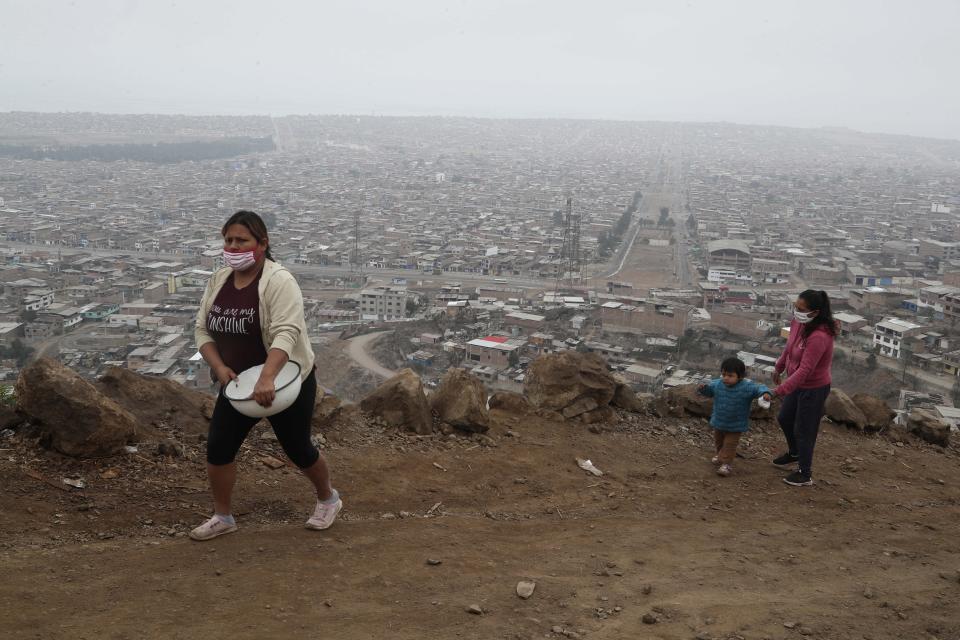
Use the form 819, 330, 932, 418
716, 464, 732, 477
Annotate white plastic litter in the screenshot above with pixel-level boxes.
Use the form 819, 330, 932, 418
758, 396, 771, 409
576, 458, 604, 477
63, 478, 86, 489
124, 445, 139, 454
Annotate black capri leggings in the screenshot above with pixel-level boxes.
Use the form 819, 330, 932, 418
207, 369, 319, 469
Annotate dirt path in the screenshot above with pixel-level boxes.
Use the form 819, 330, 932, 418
344, 331, 397, 379
2, 409, 959, 639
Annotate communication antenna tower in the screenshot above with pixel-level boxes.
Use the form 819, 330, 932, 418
553, 195, 583, 302
352, 209, 363, 287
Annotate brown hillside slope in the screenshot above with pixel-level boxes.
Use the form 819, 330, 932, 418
1, 400, 958, 639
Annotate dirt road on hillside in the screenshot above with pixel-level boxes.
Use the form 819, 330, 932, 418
344, 331, 397, 380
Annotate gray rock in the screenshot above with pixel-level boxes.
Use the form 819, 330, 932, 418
824, 389, 867, 430
516, 580, 536, 599
909, 408, 950, 446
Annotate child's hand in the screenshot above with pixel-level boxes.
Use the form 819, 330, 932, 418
762, 392, 772, 402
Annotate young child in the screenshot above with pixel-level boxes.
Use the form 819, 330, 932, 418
697, 357, 772, 477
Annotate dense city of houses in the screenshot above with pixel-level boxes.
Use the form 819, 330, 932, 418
1, 113, 960, 429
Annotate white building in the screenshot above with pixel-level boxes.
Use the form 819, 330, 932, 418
874, 317, 925, 359
707, 268, 751, 284
360, 286, 408, 321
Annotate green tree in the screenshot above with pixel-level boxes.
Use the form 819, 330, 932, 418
865, 352, 877, 370
952, 378, 960, 408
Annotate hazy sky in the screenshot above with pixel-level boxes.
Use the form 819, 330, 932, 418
2, 0, 959, 139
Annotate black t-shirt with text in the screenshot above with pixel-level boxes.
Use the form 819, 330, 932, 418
207, 269, 268, 375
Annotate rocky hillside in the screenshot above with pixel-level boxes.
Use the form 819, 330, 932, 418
0, 355, 958, 639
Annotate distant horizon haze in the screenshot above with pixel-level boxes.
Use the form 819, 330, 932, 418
2, 0, 958, 141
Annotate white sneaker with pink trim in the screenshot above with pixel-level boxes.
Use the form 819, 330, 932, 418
189, 515, 238, 541
305, 497, 342, 530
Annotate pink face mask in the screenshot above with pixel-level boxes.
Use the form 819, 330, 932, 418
223, 248, 261, 271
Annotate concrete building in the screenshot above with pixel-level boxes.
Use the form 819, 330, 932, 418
599, 300, 690, 336
919, 238, 960, 262
834, 312, 868, 337
707, 239, 751, 270
465, 336, 522, 370
359, 286, 407, 321
874, 317, 925, 359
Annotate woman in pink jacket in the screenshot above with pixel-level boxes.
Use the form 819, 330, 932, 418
771, 290, 836, 487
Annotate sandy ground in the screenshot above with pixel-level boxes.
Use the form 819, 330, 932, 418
1, 405, 959, 640
589, 190, 685, 292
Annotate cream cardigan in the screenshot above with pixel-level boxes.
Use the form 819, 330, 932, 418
195, 260, 315, 380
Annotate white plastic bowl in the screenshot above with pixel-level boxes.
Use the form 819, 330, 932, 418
224, 361, 302, 418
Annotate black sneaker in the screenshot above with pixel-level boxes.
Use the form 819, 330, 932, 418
772, 452, 799, 468
783, 471, 814, 487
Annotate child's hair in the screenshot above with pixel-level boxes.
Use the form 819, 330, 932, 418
721, 357, 746, 379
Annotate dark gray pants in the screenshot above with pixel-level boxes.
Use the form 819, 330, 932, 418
777, 384, 831, 476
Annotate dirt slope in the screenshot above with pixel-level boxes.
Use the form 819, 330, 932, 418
1, 408, 958, 640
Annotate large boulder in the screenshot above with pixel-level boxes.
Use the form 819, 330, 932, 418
359, 368, 432, 435
488, 391, 534, 414
312, 392, 342, 429
825, 389, 868, 430
751, 394, 781, 422
611, 381, 645, 413
96, 366, 214, 436
908, 408, 950, 447
851, 393, 896, 432
660, 384, 714, 418
429, 369, 489, 433
524, 351, 617, 416
17, 358, 137, 457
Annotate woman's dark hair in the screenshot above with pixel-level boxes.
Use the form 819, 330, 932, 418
721, 357, 746, 379
798, 289, 837, 336
221, 210, 273, 261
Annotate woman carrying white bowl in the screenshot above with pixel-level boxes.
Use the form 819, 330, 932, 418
190, 210, 340, 541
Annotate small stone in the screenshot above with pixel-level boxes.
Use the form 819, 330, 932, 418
426, 558, 442, 566
551, 626, 563, 634
261, 455, 285, 470
641, 584, 653, 595
863, 587, 876, 599
467, 604, 483, 615
783, 622, 797, 629
380, 512, 397, 520
642, 613, 658, 624
516, 580, 536, 599
215, 569, 223, 576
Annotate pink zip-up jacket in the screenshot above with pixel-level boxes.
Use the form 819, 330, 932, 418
773, 319, 834, 397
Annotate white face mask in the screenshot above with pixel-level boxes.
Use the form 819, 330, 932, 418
794, 309, 815, 324
223, 249, 256, 271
